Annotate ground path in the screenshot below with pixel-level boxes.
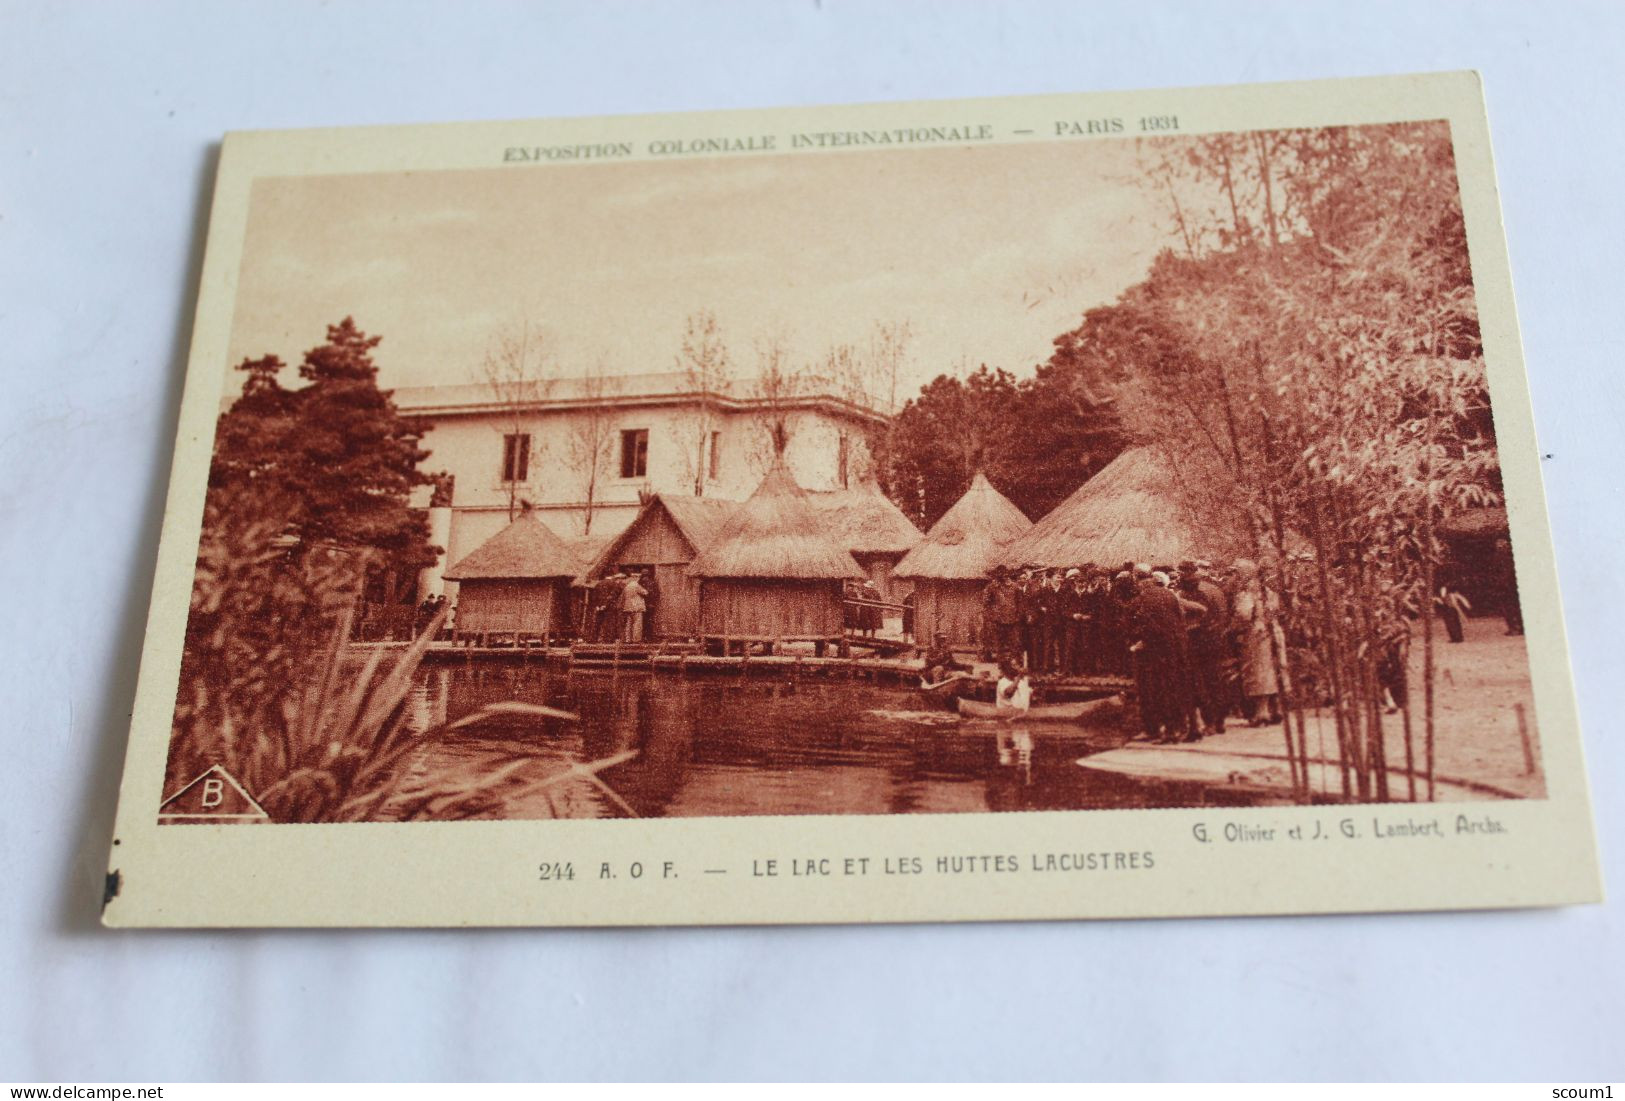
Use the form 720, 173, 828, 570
1080, 616, 1544, 803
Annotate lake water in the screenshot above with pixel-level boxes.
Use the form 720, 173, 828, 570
402, 663, 1248, 820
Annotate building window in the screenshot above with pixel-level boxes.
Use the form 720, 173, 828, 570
837, 432, 850, 488
620, 428, 649, 479
501, 433, 531, 483
708, 430, 722, 481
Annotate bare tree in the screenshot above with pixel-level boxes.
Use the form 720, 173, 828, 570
674, 309, 732, 496
746, 330, 805, 472
811, 341, 866, 408
1135, 131, 1312, 260
479, 314, 555, 521
863, 319, 913, 495
566, 353, 618, 536
865, 319, 912, 414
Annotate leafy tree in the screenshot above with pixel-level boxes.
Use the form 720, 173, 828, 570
1012, 358, 1128, 520
882, 363, 1123, 529
1084, 121, 1499, 803
209, 317, 440, 592
884, 366, 1018, 527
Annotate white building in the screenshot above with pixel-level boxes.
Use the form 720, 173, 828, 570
396, 371, 888, 599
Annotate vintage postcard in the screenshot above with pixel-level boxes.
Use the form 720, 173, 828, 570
104, 72, 1601, 927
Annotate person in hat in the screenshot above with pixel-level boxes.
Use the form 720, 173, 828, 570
1103, 569, 1138, 677
843, 578, 874, 638
1231, 558, 1286, 725
1128, 565, 1196, 743
640, 568, 660, 641
1048, 568, 1070, 671
1015, 567, 1038, 669
859, 577, 883, 637
982, 565, 1022, 663
591, 572, 624, 642
619, 568, 649, 643
922, 631, 969, 685
1178, 559, 1231, 736
1078, 565, 1108, 675
1027, 568, 1058, 673
1057, 567, 1088, 675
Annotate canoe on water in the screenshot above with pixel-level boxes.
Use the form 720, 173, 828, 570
956, 695, 1119, 723
918, 673, 981, 703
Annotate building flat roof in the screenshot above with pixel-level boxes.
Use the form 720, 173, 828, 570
390, 371, 890, 424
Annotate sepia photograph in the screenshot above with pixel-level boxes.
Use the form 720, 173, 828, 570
159, 111, 1547, 827
15, 1, 1622, 1085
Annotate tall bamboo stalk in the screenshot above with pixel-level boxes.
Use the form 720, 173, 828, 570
1400, 671, 1417, 801
1248, 348, 1311, 799
1344, 526, 1390, 802
1259, 555, 1303, 801
1305, 498, 1353, 799
1421, 428, 1439, 802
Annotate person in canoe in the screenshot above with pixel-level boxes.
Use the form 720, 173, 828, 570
995, 660, 1033, 716
921, 632, 972, 686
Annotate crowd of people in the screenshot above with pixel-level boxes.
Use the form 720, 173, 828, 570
979, 559, 1289, 744
414, 593, 449, 632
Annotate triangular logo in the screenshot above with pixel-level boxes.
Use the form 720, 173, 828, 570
159, 765, 269, 823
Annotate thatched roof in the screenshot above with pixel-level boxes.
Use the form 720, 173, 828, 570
444, 513, 580, 581
563, 533, 614, 583
997, 447, 1246, 569
809, 480, 922, 558
895, 472, 1032, 580
656, 494, 740, 555
585, 494, 738, 579
687, 463, 864, 580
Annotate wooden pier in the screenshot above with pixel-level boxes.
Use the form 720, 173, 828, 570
351, 636, 1132, 696
839, 632, 917, 657
568, 640, 704, 669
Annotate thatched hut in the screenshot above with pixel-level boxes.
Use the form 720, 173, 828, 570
895, 472, 1031, 647
809, 479, 922, 605
585, 494, 738, 638
688, 463, 863, 653
443, 512, 580, 639
562, 533, 613, 637
998, 447, 1247, 569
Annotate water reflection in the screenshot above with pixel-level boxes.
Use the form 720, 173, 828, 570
408, 665, 451, 734
406, 664, 1248, 820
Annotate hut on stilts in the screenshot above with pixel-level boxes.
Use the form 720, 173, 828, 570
584, 494, 739, 639
997, 446, 1248, 569
894, 472, 1032, 648
443, 512, 581, 643
809, 479, 922, 606
688, 461, 864, 656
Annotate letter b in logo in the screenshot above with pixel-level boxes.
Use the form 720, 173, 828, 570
201, 777, 225, 809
